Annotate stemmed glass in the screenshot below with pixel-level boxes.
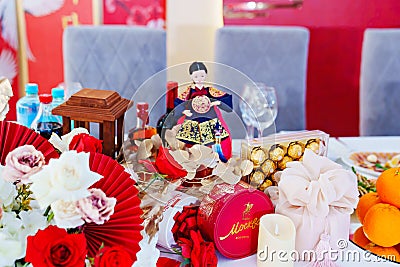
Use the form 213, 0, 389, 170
240, 82, 278, 138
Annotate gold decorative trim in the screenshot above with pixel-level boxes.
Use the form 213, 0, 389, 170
178, 87, 190, 101
209, 87, 226, 98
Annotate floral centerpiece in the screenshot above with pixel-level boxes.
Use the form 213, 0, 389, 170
0, 123, 144, 267
123, 124, 254, 266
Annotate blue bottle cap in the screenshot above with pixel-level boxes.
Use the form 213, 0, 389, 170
51, 87, 65, 98
25, 83, 38, 94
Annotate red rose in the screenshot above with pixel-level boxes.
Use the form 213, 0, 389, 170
177, 230, 218, 267
190, 230, 218, 267
25, 225, 87, 267
69, 133, 103, 153
154, 147, 187, 180
172, 205, 199, 241
156, 257, 181, 267
94, 246, 133, 267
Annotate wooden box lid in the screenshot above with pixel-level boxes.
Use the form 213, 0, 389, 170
66, 88, 121, 108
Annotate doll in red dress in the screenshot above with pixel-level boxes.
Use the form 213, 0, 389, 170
174, 62, 232, 162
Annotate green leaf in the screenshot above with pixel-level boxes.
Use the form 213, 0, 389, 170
47, 211, 54, 223
375, 163, 389, 171
351, 166, 357, 173
43, 206, 51, 216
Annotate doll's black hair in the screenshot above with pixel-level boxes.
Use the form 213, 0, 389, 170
189, 61, 208, 75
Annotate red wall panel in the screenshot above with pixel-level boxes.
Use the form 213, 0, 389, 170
26, 1, 94, 95
224, 0, 400, 136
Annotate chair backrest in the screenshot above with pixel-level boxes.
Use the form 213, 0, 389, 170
63, 25, 167, 131
214, 26, 309, 135
360, 28, 400, 136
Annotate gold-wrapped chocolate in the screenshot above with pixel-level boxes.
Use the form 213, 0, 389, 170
249, 170, 265, 187
250, 147, 267, 166
240, 130, 329, 191
261, 159, 276, 175
277, 155, 294, 169
269, 144, 287, 161
287, 141, 305, 159
306, 139, 320, 154
258, 179, 273, 191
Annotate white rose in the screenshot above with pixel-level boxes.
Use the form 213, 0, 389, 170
0, 167, 17, 210
17, 210, 48, 260
0, 212, 25, 260
19, 210, 48, 239
0, 231, 22, 266
51, 199, 84, 229
30, 151, 103, 209
0, 212, 22, 239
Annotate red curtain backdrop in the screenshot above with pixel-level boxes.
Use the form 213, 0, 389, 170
224, 0, 400, 136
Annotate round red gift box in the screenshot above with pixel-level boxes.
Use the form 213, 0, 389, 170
197, 181, 274, 259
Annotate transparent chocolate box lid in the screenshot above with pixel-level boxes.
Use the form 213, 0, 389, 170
240, 130, 329, 190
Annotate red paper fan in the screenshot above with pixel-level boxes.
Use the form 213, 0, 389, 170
84, 152, 144, 260
0, 121, 59, 165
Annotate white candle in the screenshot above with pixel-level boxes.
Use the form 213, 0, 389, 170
257, 214, 296, 267
166, 0, 223, 79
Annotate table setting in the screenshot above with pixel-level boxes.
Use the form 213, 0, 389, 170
1, 62, 400, 267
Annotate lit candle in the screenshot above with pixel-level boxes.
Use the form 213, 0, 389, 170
257, 214, 296, 267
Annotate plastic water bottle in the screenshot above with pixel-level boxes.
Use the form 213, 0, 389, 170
16, 83, 40, 127
31, 94, 63, 139
51, 87, 65, 122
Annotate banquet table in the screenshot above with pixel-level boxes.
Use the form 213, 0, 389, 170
215, 136, 400, 267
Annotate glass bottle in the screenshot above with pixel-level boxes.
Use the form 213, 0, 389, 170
156, 81, 178, 137
128, 102, 157, 141
31, 94, 63, 139
16, 83, 40, 127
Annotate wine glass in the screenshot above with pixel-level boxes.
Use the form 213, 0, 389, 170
255, 84, 278, 137
239, 84, 260, 138
239, 82, 278, 138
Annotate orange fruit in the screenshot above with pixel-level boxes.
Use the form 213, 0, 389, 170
352, 226, 371, 249
356, 192, 381, 223
363, 203, 400, 247
365, 243, 400, 262
376, 167, 400, 208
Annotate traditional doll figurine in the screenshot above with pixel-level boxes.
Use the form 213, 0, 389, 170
174, 62, 233, 161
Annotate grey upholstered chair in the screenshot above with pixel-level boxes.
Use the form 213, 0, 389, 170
63, 25, 167, 133
214, 26, 309, 134
360, 28, 400, 136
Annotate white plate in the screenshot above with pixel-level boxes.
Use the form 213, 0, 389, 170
341, 151, 399, 177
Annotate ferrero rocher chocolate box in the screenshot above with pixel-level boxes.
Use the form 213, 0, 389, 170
197, 181, 274, 259
241, 130, 329, 190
